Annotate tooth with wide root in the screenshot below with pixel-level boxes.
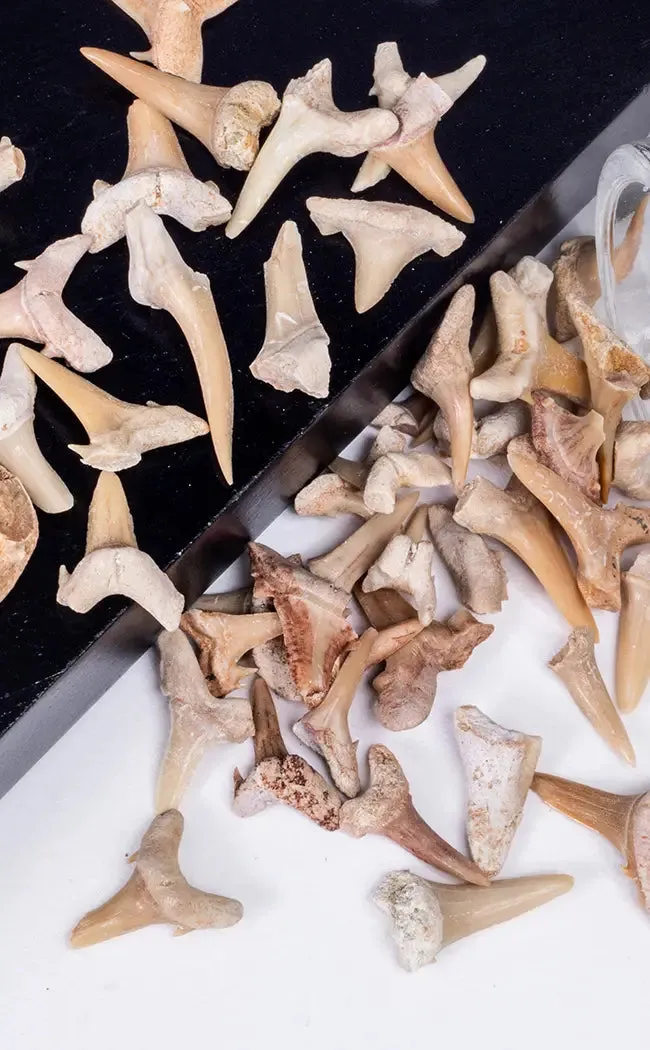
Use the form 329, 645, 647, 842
363, 452, 451, 514
18, 344, 208, 470
428, 504, 507, 614
293, 628, 377, 797
453, 473, 596, 631
70, 809, 243, 947
0, 235, 112, 372
156, 629, 253, 811
0, 345, 72, 513
531, 393, 604, 503
616, 551, 650, 714
362, 507, 436, 625
181, 607, 282, 696
533, 771, 650, 915
82, 100, 231, 252
126, 203, 233, 483
0, 466, 37, 602
225, 59, 399, 238
57, 471, 184, 629
81, 47, 279, 171
340, 744, 490, 884
368, 425, 409, 463
507, 435, 650, 612
434, 401, 530, 461
614, 422, 650, 499
294, 473, 370, 518
250, 220, 331, 397
306, 196, 464, 313
373, 870, 573, 971
0, 136, 25, 194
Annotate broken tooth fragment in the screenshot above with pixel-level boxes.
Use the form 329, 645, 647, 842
616, 551, 650, 714
294, 473, 371, 518
427, 504, 507, 615
614, 421, 650, 499
362, 507, 436, 625
181, 607, 282, 696
530, 393, 604, 503
363, 451, 451, 514
0, 465, 38, 602
18, 344, 208, 471
433, 401, 530, 461
306, 196, 464, 313
0, 136, 25, 193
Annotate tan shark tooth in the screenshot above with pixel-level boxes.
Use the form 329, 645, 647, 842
455, 706, 541, 877
156, 628, 253, 811
249, 542, 356, 706
125, 203, 233, 483
507, 434, 650, 612
362, 506, 436, 625
530, 393, 604, 503
0, 235, 112, 372
569, 296, 649, 502
373, 870, 572, 971
453, 472, 596, 631
57, 471, 183, 629
0, 466, 37, 602
354, 583, 417, 630
340, 744, 490, 884
328, 456, 368, 489
617, 551, 650, 714
233, 677, 342, 828
371, 397, 427, 435
309, 491, 420, 592
363, 452, 451, 514
428, 504, 507, 614
193, 586, 251, 613
70, 809, 243, 947
614, 421, 650, 499
367, 425, 409, 463
436, 401, 530, 460
549, 627, 634, 764
0, 345, 72, 513
225, 59, 398, 238
532, 771, 650, 913
366, 619, 424, 664
0, 136, 25, 193
250, 220, 331, 397
81, 47, 279, 171
293, 628, 377, 797
294, 473, 371, 518
82, 100, 231, 253
18, 344, 208, 470
181, 607, 282, 696
249, 562, 302, 704
372, 608, 493, 730
306, 196, 464, 313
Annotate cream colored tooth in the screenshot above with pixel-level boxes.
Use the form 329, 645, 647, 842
0, 465, 37, 602
308, 492, 420, 592
0, 235, 112, 372
293, 628, 377, 797
306, 196, 464, 313
250, 220, 330, 397
373, 870, 572, 971
455, 706, 541, 877
351, 153, 392, 192
531, 393, 604, 503
82, 100, 231, 252
453, 472, 596, 631
569, 296, 649, 502
225, 59, 398, 238
181, 607, 282, 696
18, 343, 208, 470
370, 399, 423, 435
435, 401, 529, 460
0, 345, 72, 513
614, 421, 650, 499
57, 471, 183, 629
0, 136, 25, 193
156, 628, 253, 811
367, 425, 409, 464
549, 627, 634, 764
428, 504, 507, 614
616, 551, 650, 714
294, 473, 371, 518
366, 619, 424, 664
70, 809, 243, 947
81, 47, 279, 170
363, 452, 451, 514
362, 507, 436, 625
507, 434, 650, 612
411, 286, 474, 490
125, 203, 233, 483
533, 772, 650, 914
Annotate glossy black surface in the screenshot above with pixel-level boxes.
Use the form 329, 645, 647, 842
1, 0, 649, 792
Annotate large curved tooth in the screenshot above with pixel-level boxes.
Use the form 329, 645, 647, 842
616, 551, 650, 714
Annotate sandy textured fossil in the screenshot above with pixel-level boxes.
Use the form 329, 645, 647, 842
18, 344, 207, 470
294, 473, 371, 518
434, 399, 530, 461
181, 607, 282, 696
370, 395, 430, 436
367, 424, 409, 463
362, 506, 436, 625
373, 870, 572, 971
70, 810, 243, 947
427, 504, 507, 614
530, 393, 604, 503
0, 345, 72, 513
0, 136, 25, 193
306, 196, 463, 313
126, 203, 233, 483
57, 471, 184, 629
249, 220, 331, 397
156, 628, 253, 811
82, 100, 231, 252
614, 421, 650, 499
82, 47, 280, 171
617, 551, 650, 714
0, 465, 37, 603
248, 553, 303, 703
363, 451, 451, 514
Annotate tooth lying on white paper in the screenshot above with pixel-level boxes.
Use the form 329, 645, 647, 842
427, 504, 507, 614
616, 550, 650, 715
363, 451, 451, 514
362, 506, 436, 625
294, 473, 371, 518
0, 136, 25, 194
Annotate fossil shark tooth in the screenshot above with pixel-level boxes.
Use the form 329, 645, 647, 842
0, 465, 37, 602
249, 561, 303, 703
181, 607, 282, 696
433, 401, 530, 461
616, 551, 650, 714
81, 47, 280, 171
363, 452, 451, 514
328, 456, 368, 489
373, 870, 572, 971
250, 220, 331, 397
507, 434, 650, 612
370, 397, 428, 435
614, 421, 650, 499
362, 506, 436, 625
306, 196, 464, 313
125, 203, 233, 483
530, 393, 604, 503
225, 59, 399, 238
294, 473, 371, 518
366, 618, 425, 664
0, 345, 72, 513
82, 100, 231, 252
0, 136, 25, 193
354, 583, 418, 630
156, 628, 254, 811
18, 344, 208, 470
427, 504, 507, 614
367, 424, 410, 464
453, 473, 596, 632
